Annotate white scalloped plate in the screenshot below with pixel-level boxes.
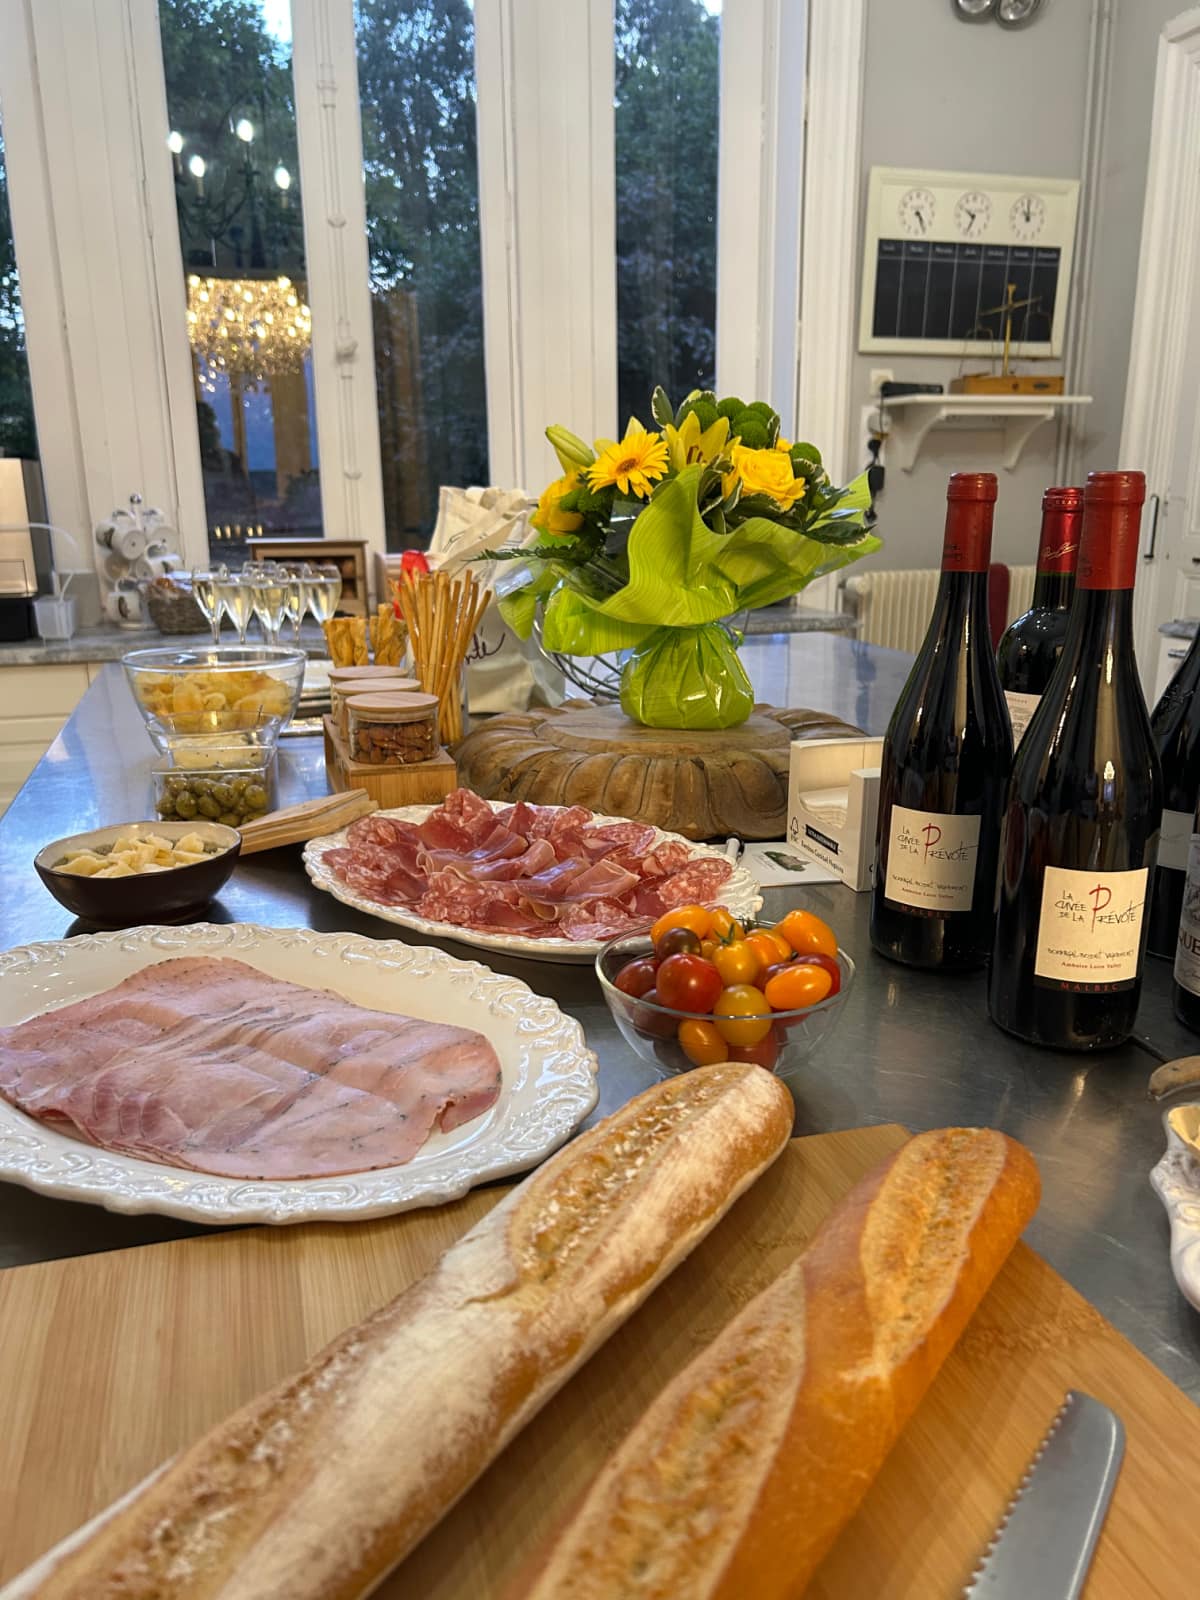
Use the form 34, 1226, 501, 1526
302, 800, 763, 964
0, 923, 598, 1225
1150, 1105, 1200, 1313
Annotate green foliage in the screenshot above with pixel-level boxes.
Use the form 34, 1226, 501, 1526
715, 396, 744, 420
731, 416, 769, 449
679, 397, 719, 431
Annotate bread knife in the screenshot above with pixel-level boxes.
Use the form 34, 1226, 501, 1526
962, 1390, 1124, 1598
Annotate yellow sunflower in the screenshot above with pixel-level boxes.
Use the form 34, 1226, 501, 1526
587, 424, 669, 499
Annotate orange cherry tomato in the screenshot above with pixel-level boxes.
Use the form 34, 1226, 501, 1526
712, 940, 762, 987
708, 907, 746, 943
699, 937, 719, 961
764, 962, 833, 1012
713, 984, 772, 1046
650, 904, 713, 946
775, 908, 838, 960
677, 1018, 729, 1067
745, 929, 791, 970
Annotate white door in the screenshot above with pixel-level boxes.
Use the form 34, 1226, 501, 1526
1121, 13, 1200, 696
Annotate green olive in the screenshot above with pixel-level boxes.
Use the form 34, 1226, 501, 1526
231, 776, 250, 794
197, 794, 220, 818
212, 783, 235, 808
218, 810, 240, 827
166, 774, 188, 796
174, 790, 198, 818
243, 783, 268, 811
155, 794, 176, 817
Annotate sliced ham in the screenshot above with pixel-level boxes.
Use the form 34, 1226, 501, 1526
0, 957, 503, 1181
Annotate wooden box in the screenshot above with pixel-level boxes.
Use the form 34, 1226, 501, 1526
323, 716, 457, 807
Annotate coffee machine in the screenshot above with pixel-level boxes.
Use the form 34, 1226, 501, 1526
0, 461, 53, 642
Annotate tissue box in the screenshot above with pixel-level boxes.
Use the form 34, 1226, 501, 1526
787, 736, 884, 892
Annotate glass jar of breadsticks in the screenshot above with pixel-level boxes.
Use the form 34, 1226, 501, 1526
392, 567, 490, 745
329, 667, 420, 739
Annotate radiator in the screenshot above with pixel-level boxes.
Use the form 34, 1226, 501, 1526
842, 564, 1040, 655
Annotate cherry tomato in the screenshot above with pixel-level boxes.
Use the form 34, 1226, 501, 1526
656, 953, 724, 1014
613, 956, 658, 999
728, 1027, 781, 1070
760, 959, 795, 986
655, 925, 702, 961
650, 905, 713, 945
775, 908, 838, 960
792, 952, 841, 998
764, 962, 832, 1012
708, 907, 746, 943
713, 940, 762, 987
746, 929, 791, 970
677, 1018, 728, 1067
712, 984, 772, 1046
699, 937, 719, 961
632, 989, 678, 1039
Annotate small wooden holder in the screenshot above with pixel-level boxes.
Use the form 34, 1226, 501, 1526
323, 716, 458, 807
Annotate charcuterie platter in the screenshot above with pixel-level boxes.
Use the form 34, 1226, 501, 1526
0, 923, 598, 1225
303, 789, 762, 963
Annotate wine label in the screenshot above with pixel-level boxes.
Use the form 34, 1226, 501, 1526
884, 804, 981, 914
1034, 863, 1149, 990
1159, 808, 1193, 873
1004, 690, 1041, 745
1173, 835, 1200, 997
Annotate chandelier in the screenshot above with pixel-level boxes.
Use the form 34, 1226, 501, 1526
186, 274, 312, 391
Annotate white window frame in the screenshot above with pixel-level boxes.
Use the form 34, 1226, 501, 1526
2, 0, 860, 608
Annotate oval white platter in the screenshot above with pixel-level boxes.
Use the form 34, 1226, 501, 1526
1150, 1106, 1200, 1313
303, 799, 763, 965
0, 922, 598, 1226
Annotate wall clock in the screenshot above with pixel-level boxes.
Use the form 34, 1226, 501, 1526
858, 167, 1080, 357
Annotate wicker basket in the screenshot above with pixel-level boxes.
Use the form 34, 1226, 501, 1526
143, 580, 207, 636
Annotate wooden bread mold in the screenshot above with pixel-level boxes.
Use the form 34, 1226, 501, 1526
513, 1126, 1041, 1600
2, 1062, 794, 1600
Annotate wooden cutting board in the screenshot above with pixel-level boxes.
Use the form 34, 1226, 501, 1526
1, 1125, 1197, 1596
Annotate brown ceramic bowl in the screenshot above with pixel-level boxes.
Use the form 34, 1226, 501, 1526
35, 820, 241, 927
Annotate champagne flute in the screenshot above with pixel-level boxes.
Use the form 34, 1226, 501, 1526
218, 573, 255, 646
282, 573, 304, 642
306, 564, 343, 627
250, 565, 289, 646
190, 570, 222, 648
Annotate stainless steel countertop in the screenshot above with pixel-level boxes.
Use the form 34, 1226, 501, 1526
1, 634, 1198, 1405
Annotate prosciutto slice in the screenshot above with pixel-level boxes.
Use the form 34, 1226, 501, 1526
0, 957, 503, 1180
326, 790, 734, 940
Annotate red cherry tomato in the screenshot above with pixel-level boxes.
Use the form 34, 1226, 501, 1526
728, 1027, 781, 1070
677, 1018, 728, 1067
613, 956, 658, 999
655, 926, 702, 960
631, 989, 677, 1039
650, 905, 713, 945
656, 953, 724, 1014
792, 952, 841, 998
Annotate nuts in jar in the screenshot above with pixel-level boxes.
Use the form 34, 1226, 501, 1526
329, 668, 419, 738
346, 691, 440, 766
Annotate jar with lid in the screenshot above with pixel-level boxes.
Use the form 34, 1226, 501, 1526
329, 668, 420, 738
346, 691, 440, 765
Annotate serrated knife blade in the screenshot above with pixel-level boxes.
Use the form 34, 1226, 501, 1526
963, 1390, 1124, 1598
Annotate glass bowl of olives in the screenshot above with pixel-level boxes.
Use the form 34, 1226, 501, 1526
151, 750, 276, 829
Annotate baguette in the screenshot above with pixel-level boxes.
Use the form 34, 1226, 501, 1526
514, 1126, 1040, 1600
5, 1061, 794, 1600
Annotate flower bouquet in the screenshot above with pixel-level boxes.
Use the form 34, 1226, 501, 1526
495, 387, 881, 730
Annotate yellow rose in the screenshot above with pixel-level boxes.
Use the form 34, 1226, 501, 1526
725, 444, 806, 511
531, 468, 584, 535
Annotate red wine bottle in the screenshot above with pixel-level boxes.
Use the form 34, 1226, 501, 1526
1172, 794, 1200, 1031
988, 471, 1162, 1050
870, 472, 1012, 970
1146, 622, 1200, 957
995, 485, 1082, 745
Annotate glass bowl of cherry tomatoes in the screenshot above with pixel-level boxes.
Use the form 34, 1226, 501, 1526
595, 902, 853, 1078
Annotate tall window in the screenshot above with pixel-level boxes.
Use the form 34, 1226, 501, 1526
0, 111, 38, 464
159, 0, 318, 555
355, 0, 489, 550
614, 0, 720, 427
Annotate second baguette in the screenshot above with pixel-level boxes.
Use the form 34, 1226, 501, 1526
514, 1125, 1040, 1599
5, 1061, 793, 1600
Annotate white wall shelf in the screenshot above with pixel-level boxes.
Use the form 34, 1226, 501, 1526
881, 393, 1093, 473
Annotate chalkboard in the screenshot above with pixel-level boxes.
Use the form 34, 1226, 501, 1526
869, 240, 1061, 349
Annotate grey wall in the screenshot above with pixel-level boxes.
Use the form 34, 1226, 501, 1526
851, 0, 1180, 570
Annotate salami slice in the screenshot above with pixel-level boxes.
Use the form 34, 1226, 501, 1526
654, 857, 733, 908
